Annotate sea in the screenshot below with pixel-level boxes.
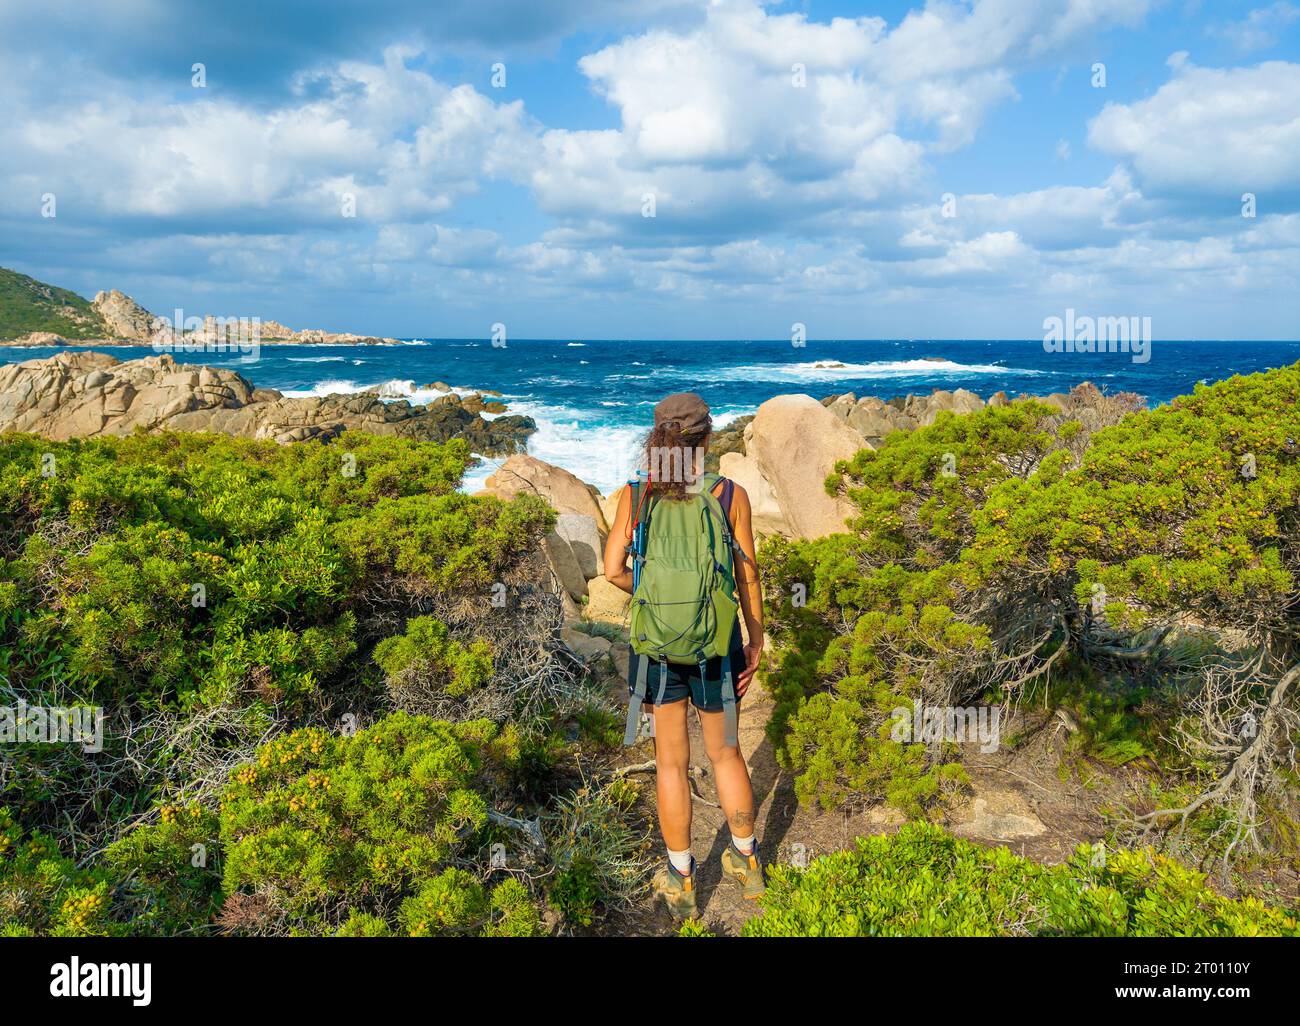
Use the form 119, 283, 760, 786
5, 338, 1298, 496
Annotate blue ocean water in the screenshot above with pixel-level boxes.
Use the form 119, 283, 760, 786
6, 339, 1298, 494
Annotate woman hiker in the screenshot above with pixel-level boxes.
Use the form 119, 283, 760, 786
602, 392, 766, 919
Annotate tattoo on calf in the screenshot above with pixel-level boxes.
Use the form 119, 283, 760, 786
730, 809, 754, 829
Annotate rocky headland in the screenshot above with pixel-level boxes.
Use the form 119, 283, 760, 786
0, 351, 535, 453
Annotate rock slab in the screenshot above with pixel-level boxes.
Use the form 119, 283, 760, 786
746, 394, 866, 540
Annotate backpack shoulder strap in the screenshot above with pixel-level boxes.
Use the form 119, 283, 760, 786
698, 474, 746, 565
696, 472, 735, 518
692, 475, 736, 562
718, 478, 735, 520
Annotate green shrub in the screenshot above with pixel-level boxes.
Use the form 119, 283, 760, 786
763, 365, 1300, 831
98, 803, 223, 936
397, 870, 541, 937
0, 430, 552, 848
744, 822, 1300, 937
218, 714, 508, 922
374, 615, 494, 700
334, 912, 394, 937
544, 781, 651, 928
0, 807, 119, 937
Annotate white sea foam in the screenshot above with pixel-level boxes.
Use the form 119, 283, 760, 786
280, 378, 364, 398
711, 406, 753, 429
283, 354, 991, 498
494, 398, 646, 495
461, 456, 504, 495
406, 382, 489, 404
696, 358, 1040, 383
287, 355, 347, 363
277, 368, 637, 493
280, 377, 417, 399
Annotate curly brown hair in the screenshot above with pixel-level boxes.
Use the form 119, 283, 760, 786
641, 419, 711, 501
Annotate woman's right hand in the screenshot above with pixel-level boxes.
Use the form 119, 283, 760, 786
736, 638, 763, 696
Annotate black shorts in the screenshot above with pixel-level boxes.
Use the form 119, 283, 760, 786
627, 623, 745, 712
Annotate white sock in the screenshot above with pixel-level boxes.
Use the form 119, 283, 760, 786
731, 833, 755, 855
667, 847, 693, 874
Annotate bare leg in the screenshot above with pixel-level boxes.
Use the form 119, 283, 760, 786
651, 699, 692, 851
698, 709, 755, 843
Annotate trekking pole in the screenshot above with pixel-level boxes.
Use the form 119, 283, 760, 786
630, 469, 650, 592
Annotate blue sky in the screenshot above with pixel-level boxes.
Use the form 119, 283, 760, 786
0, 0, 1297, 339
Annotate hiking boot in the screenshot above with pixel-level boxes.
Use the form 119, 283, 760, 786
720, 842, 765, 900
652, 860, 697, 919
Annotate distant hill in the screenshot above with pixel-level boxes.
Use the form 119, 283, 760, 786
0, 266, 394, 346
0, 266, 109, 341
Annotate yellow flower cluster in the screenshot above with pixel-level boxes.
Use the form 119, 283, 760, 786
61, 890, 106, 934
257, 731, 329, 772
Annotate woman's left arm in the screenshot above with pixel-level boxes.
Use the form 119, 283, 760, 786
603, 485, 635, 594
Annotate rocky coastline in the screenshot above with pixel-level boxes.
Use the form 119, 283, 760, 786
0, 347, 1136, 620
0, 351, 535, 453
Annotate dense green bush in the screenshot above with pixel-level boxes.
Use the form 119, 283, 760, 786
744, 822, 1300, 937
373, 614, 494, 711
0, 429, 595, 936
210, 713, 543, 935
762, 366, 1300, 850
99, 714, 642, 937
0, 432, 549, 707
0, 431, 554, 845
0, 807, 119, 936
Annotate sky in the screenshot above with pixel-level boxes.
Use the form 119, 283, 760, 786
0, 0, 1297, 340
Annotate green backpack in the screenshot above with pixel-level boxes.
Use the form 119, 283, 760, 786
624, 472, 741, 747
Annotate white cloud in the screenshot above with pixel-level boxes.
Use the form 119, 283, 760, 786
1207, 2, 1300, 55
523, 0, 1152, 247
1088, 59, 1300, 197
0, 47, 534, 227
2, 0, 1296, 339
